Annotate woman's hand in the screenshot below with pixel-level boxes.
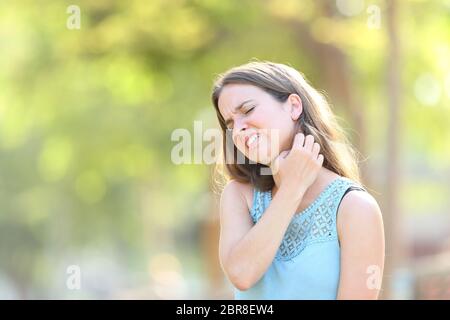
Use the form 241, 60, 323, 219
270, 133, 324, 202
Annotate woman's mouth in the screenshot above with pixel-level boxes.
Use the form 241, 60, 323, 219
246, 133, 259, 149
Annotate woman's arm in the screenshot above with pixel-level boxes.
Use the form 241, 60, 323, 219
219, 133, 323, 291
336, 190, 385, 299
219, 180, 305, 291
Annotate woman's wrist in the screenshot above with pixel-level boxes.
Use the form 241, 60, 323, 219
278, 184, 306, 207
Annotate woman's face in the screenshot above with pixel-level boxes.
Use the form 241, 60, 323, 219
218, 84, 301, 166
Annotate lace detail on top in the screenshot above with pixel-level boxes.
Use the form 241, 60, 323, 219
250, 177, 364, 261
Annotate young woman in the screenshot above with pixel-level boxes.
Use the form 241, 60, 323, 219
211, 61, 385, 299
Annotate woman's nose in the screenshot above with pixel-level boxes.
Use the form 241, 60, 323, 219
232, 118, 248, 142
234, 117, 248, 132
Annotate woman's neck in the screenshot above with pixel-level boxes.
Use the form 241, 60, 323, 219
272, 167, 340, 204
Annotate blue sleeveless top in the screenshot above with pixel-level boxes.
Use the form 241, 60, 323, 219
234, 176, 365, 300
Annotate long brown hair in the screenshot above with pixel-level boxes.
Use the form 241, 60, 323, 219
212, 61, 361, 191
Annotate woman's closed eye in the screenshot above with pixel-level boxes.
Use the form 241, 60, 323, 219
244, 106, 255, 114
226, 105, 256, 129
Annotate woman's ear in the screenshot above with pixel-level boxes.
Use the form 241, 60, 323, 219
288, 94, 303, 121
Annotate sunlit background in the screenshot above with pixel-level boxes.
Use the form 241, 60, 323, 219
0, 0, 449, 299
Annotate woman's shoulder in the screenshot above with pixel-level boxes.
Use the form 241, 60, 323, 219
339, 183, 379, 210
337, 187, 383, 238
221, 180, 254, 212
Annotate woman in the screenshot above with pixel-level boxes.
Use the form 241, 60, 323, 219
211, 61, 385, 299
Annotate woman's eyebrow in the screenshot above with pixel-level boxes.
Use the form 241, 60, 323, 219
224, 99, 254, 126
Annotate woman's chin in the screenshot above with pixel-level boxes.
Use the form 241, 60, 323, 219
247, 154, 273, 166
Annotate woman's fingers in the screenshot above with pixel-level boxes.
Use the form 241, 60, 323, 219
303, 134, 314, 151
312, 142, 320, 158
293, 133, 305, 149
293, 133, 321, 157
317, 154, 324, 166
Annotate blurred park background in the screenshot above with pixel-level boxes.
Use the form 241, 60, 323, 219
0, 0, 449, 299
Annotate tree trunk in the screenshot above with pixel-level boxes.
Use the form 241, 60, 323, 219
382, 0, 405, 300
